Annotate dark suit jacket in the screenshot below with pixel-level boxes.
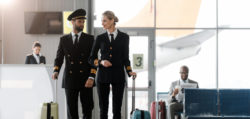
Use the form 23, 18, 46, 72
89, 30, 132, 83
25, 54, 46, 64
53, 32, 94, 89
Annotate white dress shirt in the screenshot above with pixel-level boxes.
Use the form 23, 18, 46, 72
71, 31, 82, 44
107, 28, 118, 42
33, 53, 41, 64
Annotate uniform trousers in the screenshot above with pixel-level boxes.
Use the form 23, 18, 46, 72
65, 88, 94, 119
97, 82, 125, 119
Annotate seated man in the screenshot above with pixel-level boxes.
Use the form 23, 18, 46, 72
167, 65, 198, 119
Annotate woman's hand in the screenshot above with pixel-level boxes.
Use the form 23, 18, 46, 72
101, 60, 112, 67
129, 72, 137, 79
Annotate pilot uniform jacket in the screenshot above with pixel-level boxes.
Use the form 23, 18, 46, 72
53, 32, 94, 89
25, 54, 46, 64
89, 30, 132, 83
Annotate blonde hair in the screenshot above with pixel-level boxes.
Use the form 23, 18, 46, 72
102, 10, 119, 25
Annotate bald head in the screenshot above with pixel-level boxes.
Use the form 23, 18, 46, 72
180, 65, 189, 80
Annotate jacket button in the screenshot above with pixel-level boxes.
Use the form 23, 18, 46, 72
80, 70, 83, 73
68, 55, 70, 57
79, 61, 82, 64
110, 47, 112, 50
110, 54, 112, 57
71, 61, 74, 64
69, 71, 72, 74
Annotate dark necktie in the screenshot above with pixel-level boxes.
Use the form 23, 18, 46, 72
110, 34, 114, 44
36, 54, 40, 64
74, 34, 78, 47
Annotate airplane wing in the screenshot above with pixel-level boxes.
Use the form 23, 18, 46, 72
158, 30, 216, 49
133, 27, 228, 71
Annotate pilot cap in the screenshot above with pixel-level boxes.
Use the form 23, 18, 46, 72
67, 9, 86, 21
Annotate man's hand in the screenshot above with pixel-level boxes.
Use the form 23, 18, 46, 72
85, 79, 94, 88
101, 60, 112, 67
172, 88, 179, 96
52, 72, 59, 80
129, 72, 137, 79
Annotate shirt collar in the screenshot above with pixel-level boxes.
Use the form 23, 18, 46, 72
107, 29, 118, 37
180, 78, 189, 84
71, 31, 82, 38
33, 53, 41, 57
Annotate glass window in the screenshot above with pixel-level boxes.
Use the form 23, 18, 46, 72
128, 36, 148, 88
94, 0, 154, 27
156, 0, 216, 28
156, 29, 217, 93
219, 0, 250, 28
218, 30, 250, 88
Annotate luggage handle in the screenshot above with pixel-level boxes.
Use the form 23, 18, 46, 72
130, 76, 136, 115
155, 101, 159, 119
47, 103, 51, 119
54, 79, 57, 103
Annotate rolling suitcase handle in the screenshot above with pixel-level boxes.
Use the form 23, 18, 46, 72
54, 80, 57, 103
130, 76, 136, 116
47, 80, 57, 119
51, 79, 58, 119
47, 103, 51, 119
155, 102, 159, 119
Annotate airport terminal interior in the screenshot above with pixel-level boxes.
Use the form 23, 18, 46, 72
0, 0, 250, 119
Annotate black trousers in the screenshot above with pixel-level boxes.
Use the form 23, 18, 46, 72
97, 82, 125, 119
65, 88, 94, 119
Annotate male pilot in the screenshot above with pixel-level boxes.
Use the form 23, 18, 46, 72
52, 9, 96, 119
167, 65, 198, 119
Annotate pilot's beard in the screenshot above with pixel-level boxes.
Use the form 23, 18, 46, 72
75, 26, 83, 32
